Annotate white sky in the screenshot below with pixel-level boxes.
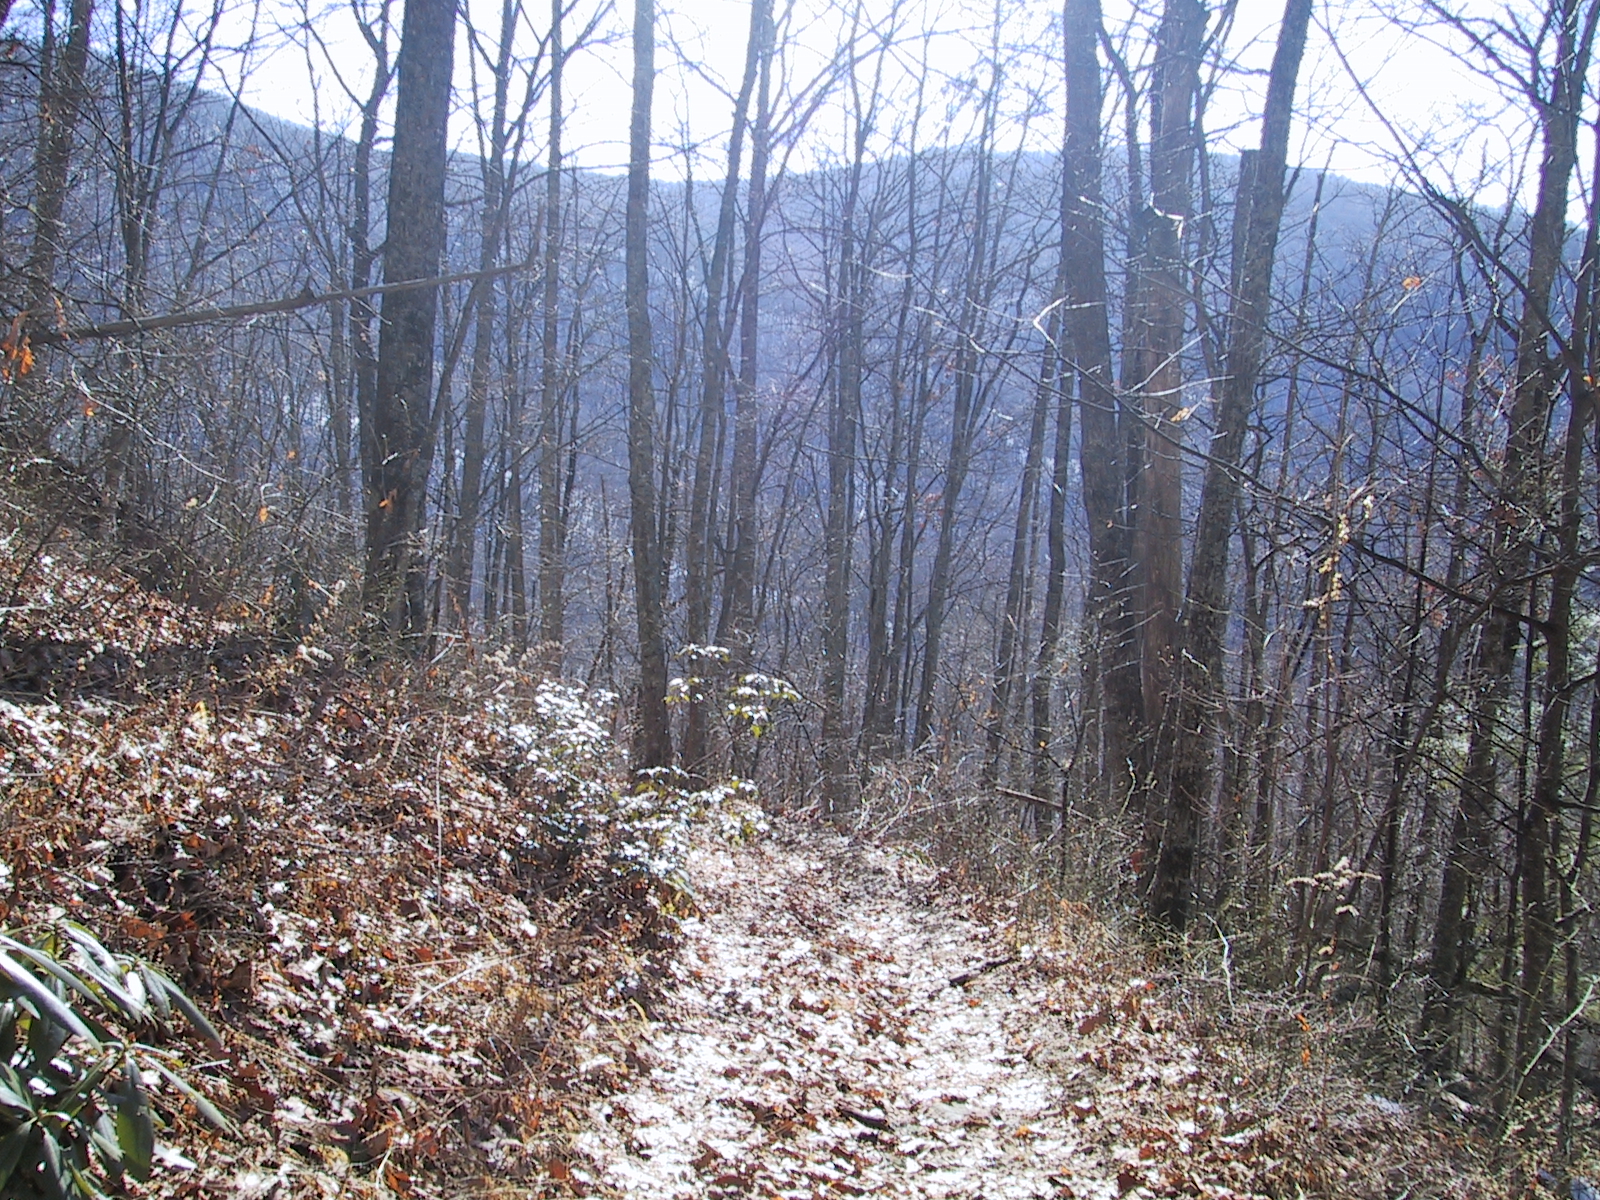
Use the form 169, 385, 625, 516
210, 0, 1555, 206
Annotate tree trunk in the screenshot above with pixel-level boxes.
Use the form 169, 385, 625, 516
362, 0, 456, 640
537, 0, 566, 672
821, 152, 866, 818
626, 0, 671, 769
447, 0, 518, 636
915, 48, 999, 753
714, 0, 774, 670
987, 294, 1057, 787
1422, 0, 1593, 1066
1072, 0, 1141, 808
24, 0, 92, 325
1125, 0, 1204, 903
352, 46, 393, 531
1150, 0, 1310, 928
683, 0, 769, 780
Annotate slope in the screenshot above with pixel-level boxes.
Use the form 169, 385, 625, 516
571, 825, 1505, 1200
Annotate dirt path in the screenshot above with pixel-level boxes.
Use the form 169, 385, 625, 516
572, 825, 1108, 1199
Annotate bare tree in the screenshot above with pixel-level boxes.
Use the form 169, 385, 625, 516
1149, 0, 1312, 927
626, 0, 671, 768
362, 0, 457, 636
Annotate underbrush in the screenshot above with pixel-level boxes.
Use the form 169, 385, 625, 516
850, 756, 1595, 1199
0, 523, 762, 1197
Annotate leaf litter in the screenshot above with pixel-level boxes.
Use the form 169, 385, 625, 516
570, 823, 1506, 1200
0, 525, 1524, 1198
0, 525, 761, 1197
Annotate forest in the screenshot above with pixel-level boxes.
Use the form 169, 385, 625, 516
0, 0, 1599, 1191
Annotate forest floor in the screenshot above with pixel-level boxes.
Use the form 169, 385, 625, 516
0, 518, 1550, 1200
567, 824, 1501, 1200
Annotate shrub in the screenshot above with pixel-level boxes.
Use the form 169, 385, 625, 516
0, 924, 229, 1198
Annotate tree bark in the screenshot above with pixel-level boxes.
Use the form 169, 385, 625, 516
915, 40, 999, 753
362, 0, 456, 639
447, 0, 519, 636
626, 0, 672, 769
1066, 0, 1140, 808
1150, 0, 1310, 928
714, 0, 775, 669
537, 0, 567, 672
24, 0, 92, 325
683, 0, 769, 780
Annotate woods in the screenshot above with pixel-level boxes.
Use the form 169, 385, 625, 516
4, 0, 1600, 1154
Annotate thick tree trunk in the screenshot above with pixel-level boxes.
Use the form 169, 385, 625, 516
24, 0, 92, 324
362, 0, 456, 639
1074, 0, 1142, 807
1125, 0, 1204, 906
1150, 0, 1310, 928
1518, 108, 1600, 1097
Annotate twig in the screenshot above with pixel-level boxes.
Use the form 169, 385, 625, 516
396, 952, 532, 1015
995, 786, 1053, 808
934, 954, 1018, 997
1207, 914, 1236, 1014
1501, 972, 1600, 1136
838, 1105, 891, 1132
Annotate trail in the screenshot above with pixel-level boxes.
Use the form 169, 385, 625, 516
572, 825, 1111, 1199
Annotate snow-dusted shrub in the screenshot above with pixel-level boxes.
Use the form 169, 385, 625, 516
498, 681, 768, 889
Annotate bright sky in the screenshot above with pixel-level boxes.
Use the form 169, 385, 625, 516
212, 0, 1553, 206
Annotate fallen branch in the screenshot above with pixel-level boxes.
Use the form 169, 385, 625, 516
935, 954, 1018, 997
838, 1105, 891, 1132
25, 256, 537, 347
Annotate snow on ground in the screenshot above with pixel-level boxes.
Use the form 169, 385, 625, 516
573, 824, 1112, 1199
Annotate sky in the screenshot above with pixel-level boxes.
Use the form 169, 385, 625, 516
208, 0, 1554, 207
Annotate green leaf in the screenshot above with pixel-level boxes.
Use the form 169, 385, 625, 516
135, 966, 171, 1023
0, 999, 18, 1062
67, 1161, 104, 1200
0, 953, 100, 1048
149, 1059, 234, 1133
143, 970, 222, 1048
113, 1060, 152, 1183
0, 1121, 34, 1191
0, 1063, 35, 1118
0, 939, 108, 1020
25, 1003, 71, 1078
39, 1126, 70, 1199
47, 1051, 119, 1120
54, 931, 145, 1026
88, 1111, 122, 1177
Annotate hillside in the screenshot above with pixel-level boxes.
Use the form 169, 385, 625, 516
0, 514, 762, 1196
0, 513, 1564, 1199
